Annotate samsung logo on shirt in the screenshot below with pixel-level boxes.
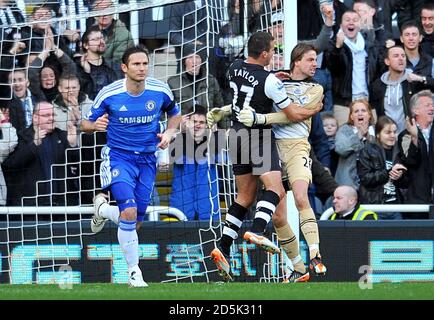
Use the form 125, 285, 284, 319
119, 115, 156, 124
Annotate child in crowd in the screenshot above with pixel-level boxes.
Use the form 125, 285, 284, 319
321, 112, 338, 176
357, 116, 407, 219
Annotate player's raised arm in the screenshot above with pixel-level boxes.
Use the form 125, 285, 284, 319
238, 83, 323, 127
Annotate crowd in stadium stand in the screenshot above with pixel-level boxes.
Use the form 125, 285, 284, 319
0, 0, 432, 220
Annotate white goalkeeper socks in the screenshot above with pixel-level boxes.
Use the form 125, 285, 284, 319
100, 204, 120, 224
118, 219, 139, 268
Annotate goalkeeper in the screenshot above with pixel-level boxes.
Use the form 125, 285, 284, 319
208, 43, 326, 281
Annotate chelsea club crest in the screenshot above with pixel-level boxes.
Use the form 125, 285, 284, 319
145, 100, 156, 111
112, 169, 120, 177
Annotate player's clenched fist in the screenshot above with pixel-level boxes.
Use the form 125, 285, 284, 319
237, 106, 266, 127
94, 114, 109, 131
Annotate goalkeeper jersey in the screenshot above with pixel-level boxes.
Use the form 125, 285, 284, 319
272, 79, 316, 139
85, 78, 180, 153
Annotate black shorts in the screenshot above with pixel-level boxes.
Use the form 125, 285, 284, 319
228, 125, 281, 176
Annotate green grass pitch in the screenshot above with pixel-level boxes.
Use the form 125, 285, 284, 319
0, 282, 433, 300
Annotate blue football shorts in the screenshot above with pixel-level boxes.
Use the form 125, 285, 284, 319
100, 146, 157, 221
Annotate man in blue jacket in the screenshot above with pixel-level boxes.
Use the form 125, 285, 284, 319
169, 105, 221, 221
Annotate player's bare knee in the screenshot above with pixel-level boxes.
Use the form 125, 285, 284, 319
236, 194, 255, 208
120, 207, 137, 221
292, 189, 308, 209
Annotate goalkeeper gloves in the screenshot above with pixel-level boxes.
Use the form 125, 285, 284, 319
206, 105, 232, 128
237, 106, 266, 127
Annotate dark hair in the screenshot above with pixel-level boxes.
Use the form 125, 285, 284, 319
290, 42, 317, 72
385, 45, 405, 58
375, 115, 397, 140
81, 25, 102, 53
247, 31, 274, 59
121, 45, 149, 65
187, 104, 207, 117
41, 64, 60, 86
400, 20, 421, 35
421, 2, 434, 14
32, 4, 51, 16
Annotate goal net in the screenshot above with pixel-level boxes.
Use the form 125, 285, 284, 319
0, 0, 291, 285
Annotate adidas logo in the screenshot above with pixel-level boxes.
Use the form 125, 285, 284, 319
119, 105, 128, 111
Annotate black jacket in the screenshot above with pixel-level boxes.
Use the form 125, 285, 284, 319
310, 149, 338, 204
369, 76, 413, 119
406, 51, 434, 91
74, 56, 121, 100
1, 127, 76, 206
357, 142, 407, 204
398, 126, 434, 205
324, 30, 380, 105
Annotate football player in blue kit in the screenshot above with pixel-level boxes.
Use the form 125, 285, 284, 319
81, 45, 181, 287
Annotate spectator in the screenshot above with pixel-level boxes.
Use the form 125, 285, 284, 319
167, 43, 224, 117
370, 45, 413, 134
1, 101, 77, 206
28, 39, 77, 103
321, 112, 339, 176
353, 0, 394, 49
395, 0, 426, 31
52, 73, 93, 138
169, 0, 208, 73
420, 2, 434, 57
266, 4, 334, 72
169, 105, 220, 221
74, 25, 121, 100
54, 0, 88, 57
0, 0, 25, 58
400, 21, 434, 91
324, 9, 379, 127
357, 115, 407, 219
7, 69, 43, 132
329, 185, 378, 220
0, 107, 18, 206
53, 72, 97, 206
398, 89, 434, 218
26, 4, 67, 55
349, 0, 398, 40
297, 0, 347, 42
335, 99, 376, 189
313, 67, 334, 113
92, 0, 135, 65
